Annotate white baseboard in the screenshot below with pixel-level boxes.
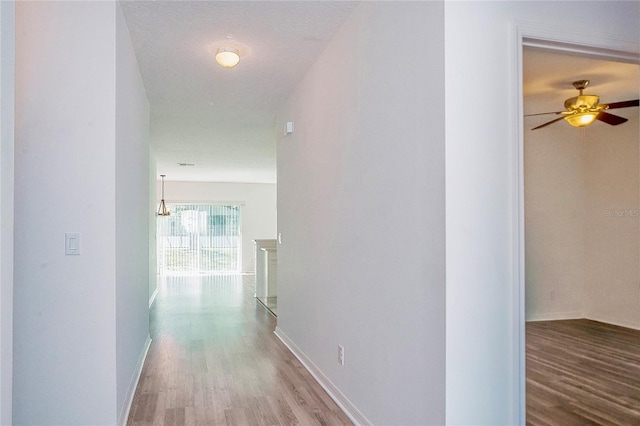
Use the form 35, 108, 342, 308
119, 336, 152, 426
273, 327, 372, 426
149, 288, 158, 309
526, 311, 583, 322
526, 312, 640, 331
586, 314, 640, 331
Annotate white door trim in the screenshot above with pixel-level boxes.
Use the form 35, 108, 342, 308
511, 21, 639, 425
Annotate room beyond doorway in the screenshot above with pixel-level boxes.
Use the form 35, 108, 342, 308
157, 203, 241, 275
521, 38, 640, 424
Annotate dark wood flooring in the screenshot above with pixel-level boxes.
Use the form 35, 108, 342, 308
127, 275, 352, 426
527, 319, 640, 425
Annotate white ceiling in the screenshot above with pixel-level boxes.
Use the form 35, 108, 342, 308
524, 47, 639, 128
120, 1, 358, 183
120, 2, 639, 183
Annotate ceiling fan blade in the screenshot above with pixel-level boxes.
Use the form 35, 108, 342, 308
531, 116, 565, 130
524, 111, 564, 117
601, 99, 639, 109
596, 111, 628, 126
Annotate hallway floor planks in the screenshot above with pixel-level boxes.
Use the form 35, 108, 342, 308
127, 275, 352, 426
527, 319, 640, 425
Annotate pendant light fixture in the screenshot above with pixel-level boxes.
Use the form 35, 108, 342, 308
157, 174, 170, 216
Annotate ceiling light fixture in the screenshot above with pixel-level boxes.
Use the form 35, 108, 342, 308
215, 46, 240, 68
157, 174, 170, 216
526, 80, 639, 130
564, 111, 599, 128
563, 83, 602, 128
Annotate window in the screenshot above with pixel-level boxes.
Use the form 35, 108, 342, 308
157, 204, 241, 275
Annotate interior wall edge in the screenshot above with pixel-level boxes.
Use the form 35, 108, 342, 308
117, 336, 151, 426
0, 0, 14, 424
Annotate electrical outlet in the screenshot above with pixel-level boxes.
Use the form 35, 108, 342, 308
338, 345, 344, 366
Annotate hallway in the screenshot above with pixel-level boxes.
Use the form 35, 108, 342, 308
127, 275, 352, 426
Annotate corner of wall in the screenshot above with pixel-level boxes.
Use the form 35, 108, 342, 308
117, 336, 151, 426
149, 147, 157, 302
0, 1, 15, 423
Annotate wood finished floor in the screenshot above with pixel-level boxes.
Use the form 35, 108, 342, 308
127, 275, 352, 426
527, 319, 640, 425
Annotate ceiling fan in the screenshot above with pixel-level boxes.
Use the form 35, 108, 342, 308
527, 80, 639, 130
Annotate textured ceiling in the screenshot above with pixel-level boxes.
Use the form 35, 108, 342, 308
121, 2, 638, 183
524, 47, 639, 128
120, 1, 358, 183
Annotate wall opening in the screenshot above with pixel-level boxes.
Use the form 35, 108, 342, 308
518, 33, 640, 424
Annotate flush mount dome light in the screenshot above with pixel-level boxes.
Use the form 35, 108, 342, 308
215, 46, 240, 68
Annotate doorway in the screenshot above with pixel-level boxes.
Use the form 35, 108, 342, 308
520, 38, 640, 423
157, 203, 242, 275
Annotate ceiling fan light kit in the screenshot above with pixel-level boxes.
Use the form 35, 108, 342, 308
564, 95, 599, 110
527, 79, 639, 130
564, 111, 598, 127
561, 80, 603, 128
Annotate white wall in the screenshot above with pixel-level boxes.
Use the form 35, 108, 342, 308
14, 2, 150, 424
115, 3, 151, 423
157, 181, 277, 273
525, 100, 639, 327
584, 116, 640, 329
0, 1, 14, 424
444, 2, 639, 424
525, 126, 586, 320
276, 3, 445, 424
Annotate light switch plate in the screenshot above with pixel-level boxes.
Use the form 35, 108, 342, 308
284, 121, 294, 135
65, 232, 81, 255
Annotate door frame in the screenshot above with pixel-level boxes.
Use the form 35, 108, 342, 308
513, 23, 640, 424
